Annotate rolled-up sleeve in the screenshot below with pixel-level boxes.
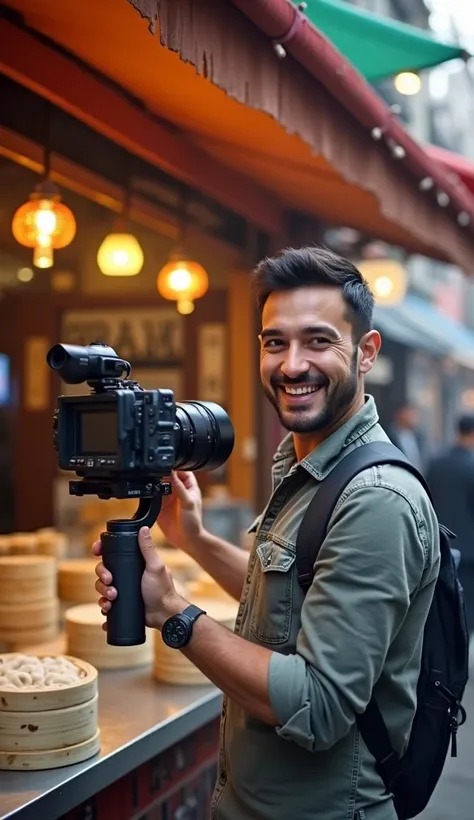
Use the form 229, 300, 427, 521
267, 483, 427, 752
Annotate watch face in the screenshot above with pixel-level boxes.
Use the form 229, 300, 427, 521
162, 615, 190, 648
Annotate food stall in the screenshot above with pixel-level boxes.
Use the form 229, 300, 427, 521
0, 537, 237, 820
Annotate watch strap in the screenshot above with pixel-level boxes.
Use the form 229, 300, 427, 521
182, 604, 206, 623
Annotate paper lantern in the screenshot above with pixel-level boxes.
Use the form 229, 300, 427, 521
12, 184, 76, 251
157, 254, 208, 314
97, 232, 144, 277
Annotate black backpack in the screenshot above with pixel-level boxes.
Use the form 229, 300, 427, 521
295, 441, 469, 820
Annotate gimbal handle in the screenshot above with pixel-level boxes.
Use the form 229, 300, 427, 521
101, 489, 167, 646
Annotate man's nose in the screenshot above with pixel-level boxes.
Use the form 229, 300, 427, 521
280, 345, 310, 379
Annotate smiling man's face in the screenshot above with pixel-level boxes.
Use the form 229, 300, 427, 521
259, 286, 373, 438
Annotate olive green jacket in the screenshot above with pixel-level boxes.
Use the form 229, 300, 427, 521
211, 397, 440, 820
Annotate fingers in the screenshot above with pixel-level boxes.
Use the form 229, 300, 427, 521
94, 561, 116, 601
138, 526, 162, 571
170, 472, 196, 508
91, 540, 102, 557
95, 576, 117, 600
175, 470, 198, 490
94, 561, 112, 586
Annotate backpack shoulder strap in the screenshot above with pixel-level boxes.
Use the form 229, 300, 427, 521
295, 440, 431, 592
295, 440, 431, 791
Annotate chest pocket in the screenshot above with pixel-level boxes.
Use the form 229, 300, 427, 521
250, 540, 296, 646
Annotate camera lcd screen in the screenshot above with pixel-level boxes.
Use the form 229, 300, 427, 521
80, 411, 117, 455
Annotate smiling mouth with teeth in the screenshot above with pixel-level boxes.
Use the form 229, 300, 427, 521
281, 385, 323, 395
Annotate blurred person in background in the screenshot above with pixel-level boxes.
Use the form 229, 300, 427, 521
389, 403, 427, 473
426, 414, 474, 636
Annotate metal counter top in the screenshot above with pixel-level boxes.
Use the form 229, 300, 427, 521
0, 666, 222, 820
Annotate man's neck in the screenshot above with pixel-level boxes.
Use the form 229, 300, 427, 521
292, 393, 366, 462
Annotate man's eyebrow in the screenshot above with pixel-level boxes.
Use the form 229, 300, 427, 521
301, 325, 340, 339
260, 328, 283, 340
260, 325, 340, 340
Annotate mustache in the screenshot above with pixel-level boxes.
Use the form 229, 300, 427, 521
272, 375, 329, 388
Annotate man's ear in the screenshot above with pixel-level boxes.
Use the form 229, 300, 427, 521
358, 330, 382, 375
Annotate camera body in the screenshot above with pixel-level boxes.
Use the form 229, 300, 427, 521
48, 342, 234, 500
53, 388, 176, 497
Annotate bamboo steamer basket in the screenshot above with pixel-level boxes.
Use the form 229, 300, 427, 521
36, 529, 68, 560
0, 653, 100, 770
0, 599, 59, 630
58, 559, 99, 604
0, 536, 11, 556
0, 623, 60, 652
65, 604, 153, 669
0, 694, 98, 751
0, 601, 60, 650
0, 556, 56, 605
0, 731, 101, 770
0, 556, 59, 649
9, 533, 38, 556
153, 597, 238, 686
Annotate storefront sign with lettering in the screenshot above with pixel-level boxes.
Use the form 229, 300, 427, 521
61, 309, 184, 364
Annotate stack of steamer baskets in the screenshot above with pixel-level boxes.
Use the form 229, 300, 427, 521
0, 556, 60, 650
0, 529, 67, 560
58, 559, 100, 607
64, 604, 154, 670
0, 653, 100, 770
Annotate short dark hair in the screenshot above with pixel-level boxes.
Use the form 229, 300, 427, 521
252, 246, 374, 341
458, 414, 474, 436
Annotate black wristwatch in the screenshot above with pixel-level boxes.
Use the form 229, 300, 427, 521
161, 604, 206, 649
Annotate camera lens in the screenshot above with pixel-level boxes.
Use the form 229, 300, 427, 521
174, 401, 234, 472
47, 344, 69, 370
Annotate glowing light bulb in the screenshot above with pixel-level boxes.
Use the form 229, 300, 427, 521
169, 267, 193, 292
97, 233, 144, 277
373, 275, 394, 298
394, 72, 421, 96
34, 205, 57, 236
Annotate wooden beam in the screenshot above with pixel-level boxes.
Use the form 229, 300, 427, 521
228, 271, 257, 507
0, 17, 283, 236
0, 125, 177, 239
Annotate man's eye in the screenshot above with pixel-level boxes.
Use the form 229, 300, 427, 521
309, 337, 330, 346
263, 339, 284, 349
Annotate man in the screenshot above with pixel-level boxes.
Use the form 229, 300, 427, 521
426, 414, 474, 635
388, 403, 426, 473
94, 247, 440, 820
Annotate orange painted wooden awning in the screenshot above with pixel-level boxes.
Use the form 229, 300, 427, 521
2, 0, 474, 271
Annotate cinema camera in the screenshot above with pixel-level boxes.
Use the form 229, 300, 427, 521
47, 342, 234, 647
